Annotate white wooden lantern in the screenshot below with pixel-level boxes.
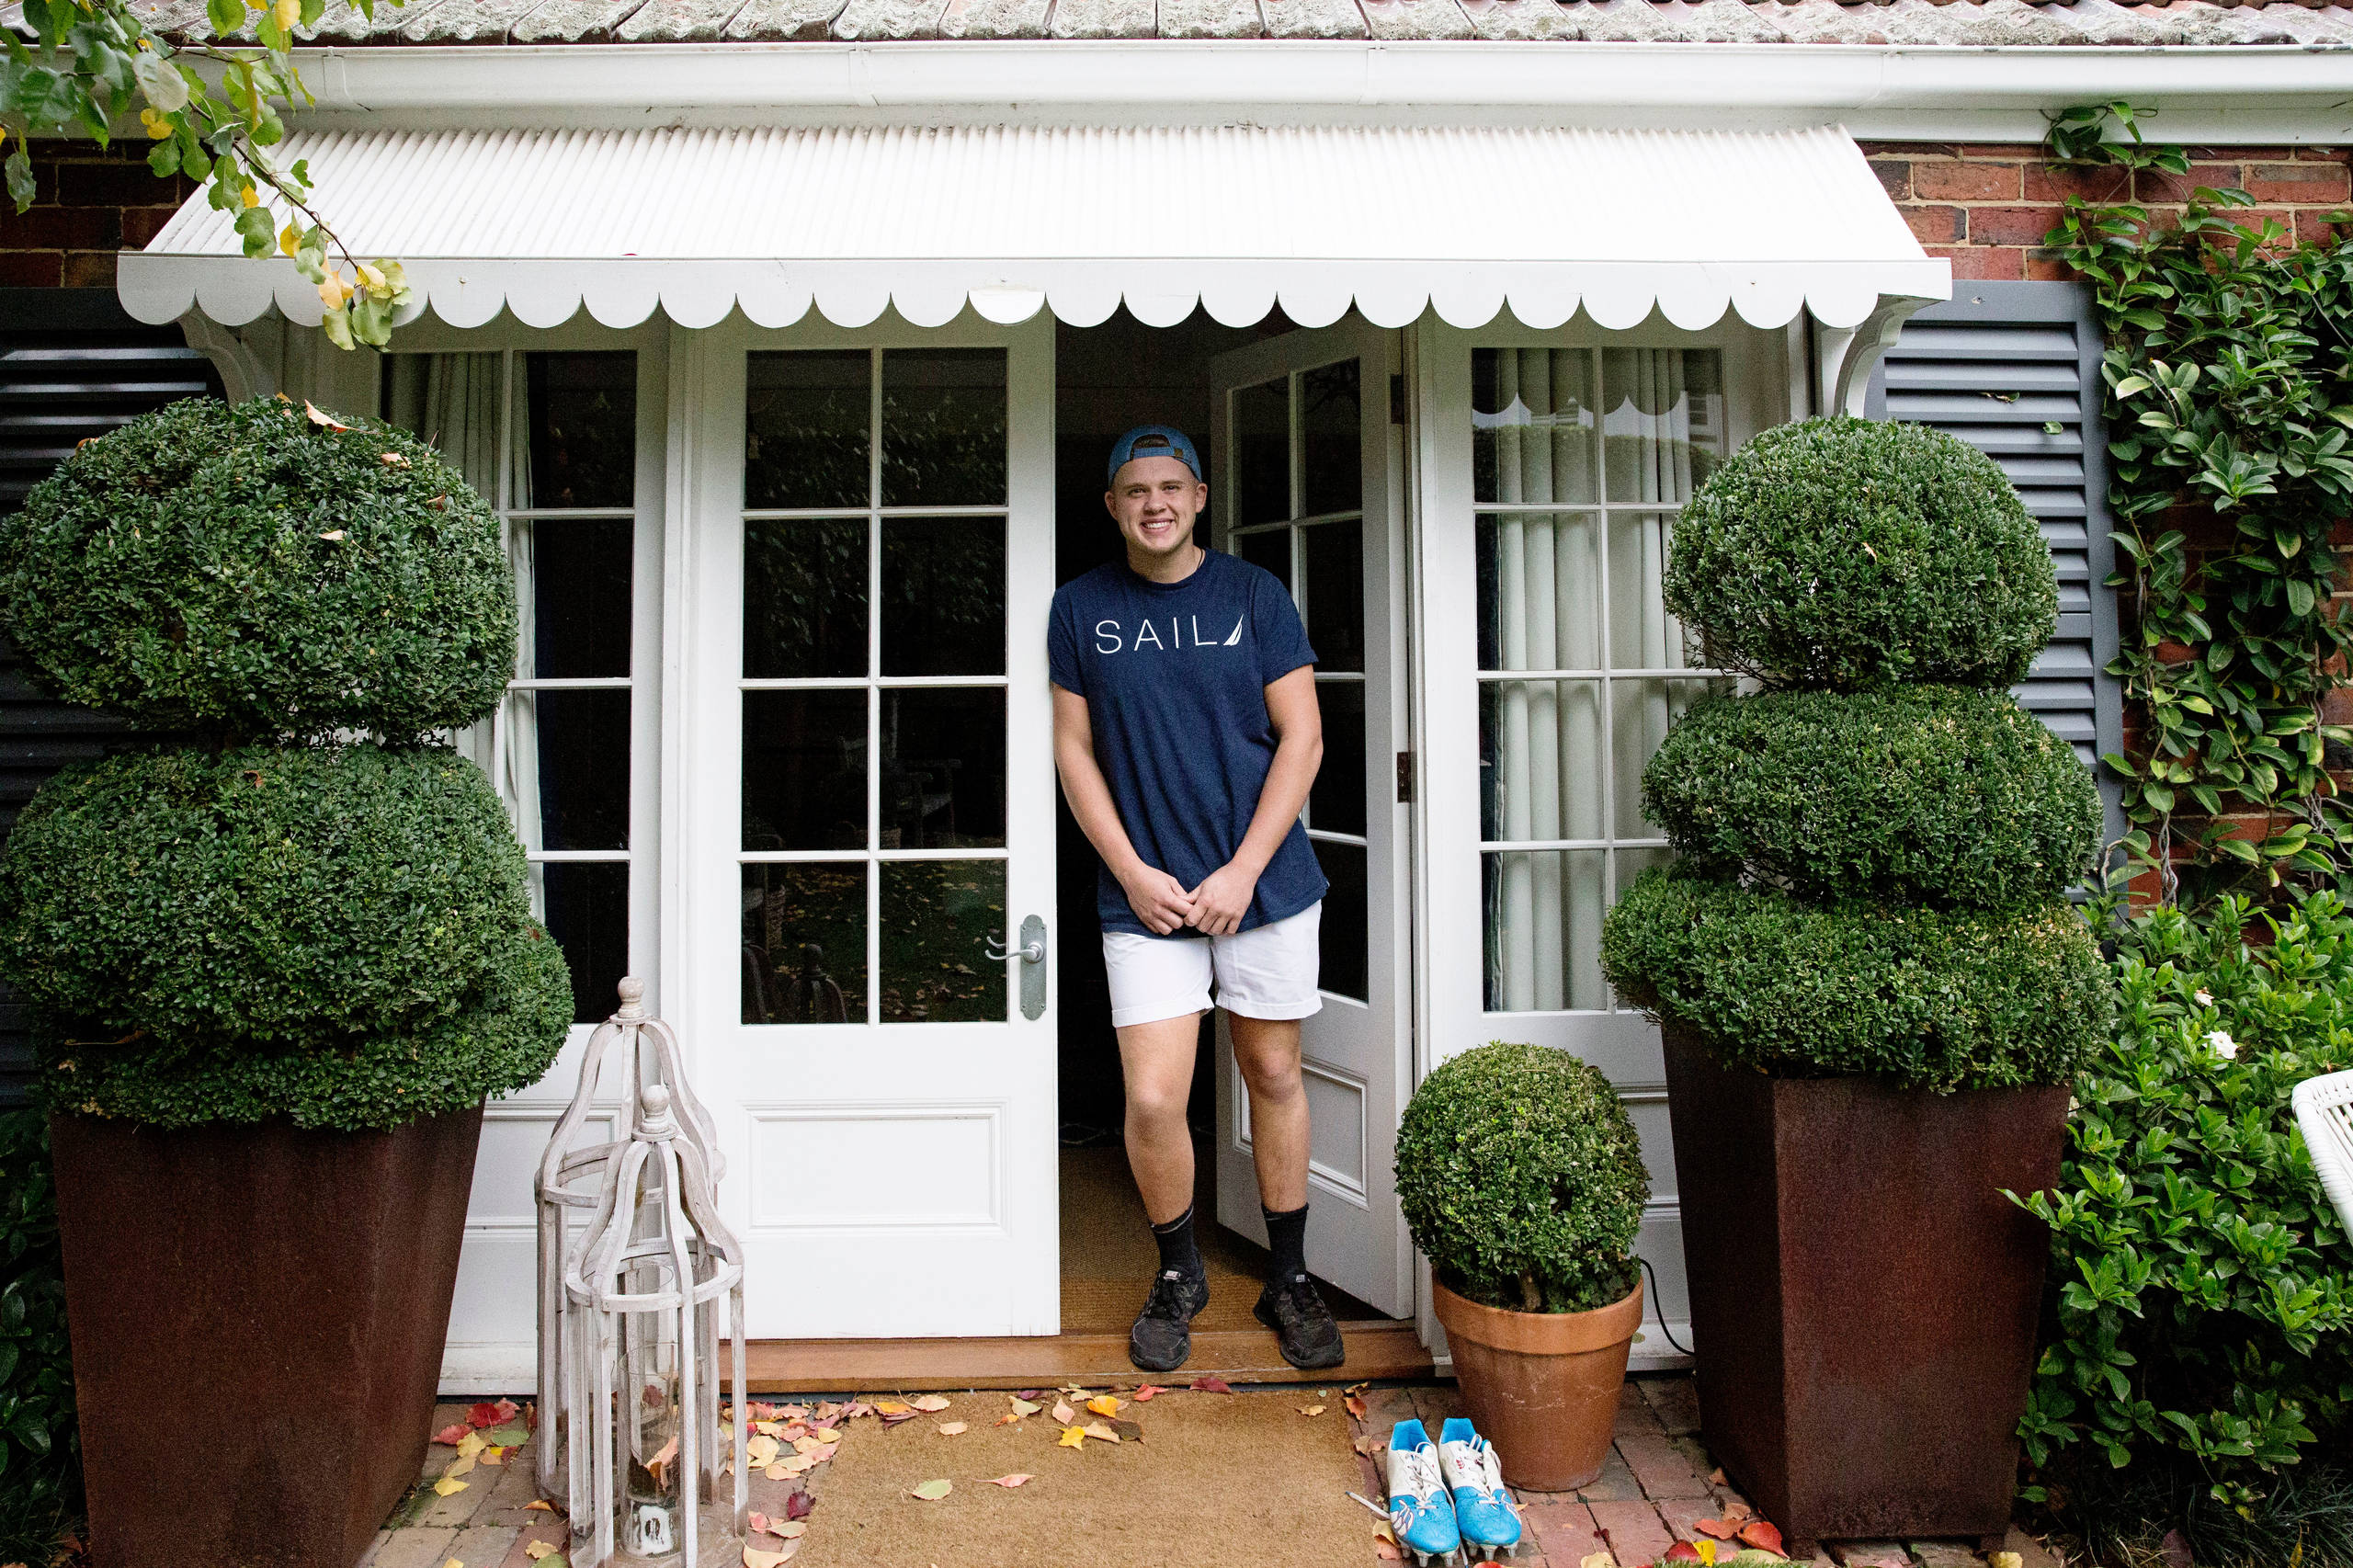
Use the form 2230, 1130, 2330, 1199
565, 1076, 748, 1566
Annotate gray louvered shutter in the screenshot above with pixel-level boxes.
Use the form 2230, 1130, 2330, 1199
0, 290, 222, 1106
1866, 279, 2122, 834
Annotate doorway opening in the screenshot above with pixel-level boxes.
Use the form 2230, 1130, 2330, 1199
1052, 311, 1415, 1369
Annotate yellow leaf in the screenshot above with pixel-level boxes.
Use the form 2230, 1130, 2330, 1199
241, 185, 261, 208
1082, 1423, 1120, 1444
144, 111, 172, 141
754, 1420, 783, 1437
874, 1400, 911, 1415
1056, 1426, 1087, 1449
911, 1395, 951, 1413
1990, 1557, 2022, 1568
479, 1447, 505, 1466
445, 1452, 478, 1480
806, 1426, 838, 1444
1300, 1405, 1325, 1417
442, 1560, 461, 1568
316, 271, 350, 312
1007, 1396, 1040, 1418
525, 1500, 555, 1513
746, 1435, 779, 1468
272, 0, 299, 24
525, 1545, 559, 1561
357, 261, 386, 292
1695, 1543, 1717, 1567
1578, 1553, 1618, 1568
936, 1422, 967, 1436
909, 1478, 953, 1501
1086, 1395, 1122, 1418
278, 223, 299, 256
432, 1475, 468, 1497
745, 1549, 797, 1568
774, 1522, 808, 1539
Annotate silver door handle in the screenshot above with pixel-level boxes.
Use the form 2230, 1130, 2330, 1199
988, 915, 1049, 1020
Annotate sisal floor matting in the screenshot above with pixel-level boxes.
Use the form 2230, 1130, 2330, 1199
792, 1384, 1375, 1568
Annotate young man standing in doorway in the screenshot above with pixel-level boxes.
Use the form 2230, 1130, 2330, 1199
1048, 425, 1346, 1374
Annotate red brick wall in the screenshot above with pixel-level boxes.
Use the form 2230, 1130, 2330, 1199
0, 141, 195, 290
1859, 141, 2353, 282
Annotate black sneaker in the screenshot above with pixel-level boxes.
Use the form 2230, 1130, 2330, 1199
1129, 1265, 1211, 1372
1255, 1273, 1346, 1369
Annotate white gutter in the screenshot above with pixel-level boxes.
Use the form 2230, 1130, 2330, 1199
297, 40, 2353, 141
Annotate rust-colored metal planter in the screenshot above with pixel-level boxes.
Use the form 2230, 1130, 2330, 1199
51, 1105, 484, 1568
1433, 1276, 1644, 1492
1661, 1025, 2065, 1555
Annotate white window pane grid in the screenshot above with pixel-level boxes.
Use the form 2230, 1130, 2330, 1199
1474, 347, 1731, 1016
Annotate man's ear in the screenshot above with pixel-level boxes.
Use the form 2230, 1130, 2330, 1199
1103, 490, 1119, 520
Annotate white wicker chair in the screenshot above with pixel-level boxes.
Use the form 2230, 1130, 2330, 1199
2292, 1069, 2353, 1238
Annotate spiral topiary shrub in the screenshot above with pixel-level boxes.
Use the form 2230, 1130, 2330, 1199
1664, 416, 2056, 691
1394, 1040, 1649, 1313
0, 396, 513, 739
1602, 865, 2113, 1092
0, 744, 545, 1051
1642, 685, 2103, 911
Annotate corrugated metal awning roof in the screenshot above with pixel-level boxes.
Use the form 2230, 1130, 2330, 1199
119, 123, 1948, 333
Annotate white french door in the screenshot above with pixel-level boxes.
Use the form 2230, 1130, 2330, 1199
1208, 319, 1413, 1319
675, 313, 1060, 1339
1413, 320, 1786, 1355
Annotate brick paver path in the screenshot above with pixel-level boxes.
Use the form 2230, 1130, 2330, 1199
370, 1377, 2069, 1568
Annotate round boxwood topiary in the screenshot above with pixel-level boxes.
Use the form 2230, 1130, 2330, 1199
1642, 685, 2102, 911
1394, 1040, 1649, 1314
34, 919, 571, 1131
1600, 865, 2113, 1093
1664, 417, 2057, 691
0, 396, 513, 738
0, 744, 547, 1051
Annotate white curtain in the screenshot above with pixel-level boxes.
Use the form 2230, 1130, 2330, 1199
1485, 348, 1713, 1013
386, 353, 544, 916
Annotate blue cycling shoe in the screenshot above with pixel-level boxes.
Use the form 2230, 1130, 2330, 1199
1437, 1418, 1525, 1561
1386, 1419, 1461, 1566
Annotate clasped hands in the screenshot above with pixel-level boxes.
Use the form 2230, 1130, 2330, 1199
1120, 860, 1257, 937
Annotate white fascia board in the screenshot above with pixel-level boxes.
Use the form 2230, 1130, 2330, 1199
298, 40, 2353, 143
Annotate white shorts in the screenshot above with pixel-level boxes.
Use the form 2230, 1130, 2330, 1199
1101, 902, 1324, 1028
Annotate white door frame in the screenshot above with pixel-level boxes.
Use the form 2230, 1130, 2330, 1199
673, 309, 1062, 1340
1406, 315, 1790, 1366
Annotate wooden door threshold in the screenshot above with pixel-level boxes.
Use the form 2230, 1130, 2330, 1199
735, 1318, 1431, 1392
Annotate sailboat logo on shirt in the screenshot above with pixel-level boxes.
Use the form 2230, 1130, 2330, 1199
1093, 615, 1245, 654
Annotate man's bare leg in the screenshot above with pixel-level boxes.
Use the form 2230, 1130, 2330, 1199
1117, 1012, 1203, 1223
1228, 1014, 1308, 1211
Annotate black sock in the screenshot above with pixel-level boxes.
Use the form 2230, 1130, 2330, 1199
1151, 1204, 1202, 1278
1264, 1203, 1308, 1284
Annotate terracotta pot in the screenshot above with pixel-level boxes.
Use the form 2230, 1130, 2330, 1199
1432, 1274, 1644, 1491
51, 1104, 484, 1568
1662, 1024, 2067, 1556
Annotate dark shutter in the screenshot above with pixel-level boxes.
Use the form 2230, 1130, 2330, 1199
0, 290, 222, 1107
1865, 279, 2123, 834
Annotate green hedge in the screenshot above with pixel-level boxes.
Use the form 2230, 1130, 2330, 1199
1394, 1040, 1649, 1314
38, 921, 572, 1131
1600, 866, 2112, 1092
0, 397, 512, 740
1664, 417, 2057, 691
0, 1111, 75, 1561
1642, 686, 2103, 910
0, 744, 536, 1049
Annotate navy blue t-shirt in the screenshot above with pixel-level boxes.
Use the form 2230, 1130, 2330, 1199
1048, 548, 1330, 938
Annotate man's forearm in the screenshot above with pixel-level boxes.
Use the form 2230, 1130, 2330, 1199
1056, 738, 1150, 881
1228, 730, 1322, 879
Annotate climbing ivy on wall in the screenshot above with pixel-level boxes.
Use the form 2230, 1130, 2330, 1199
2045, 103, 2353, 908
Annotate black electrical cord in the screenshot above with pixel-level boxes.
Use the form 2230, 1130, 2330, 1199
1638, 1255, 1694, 1357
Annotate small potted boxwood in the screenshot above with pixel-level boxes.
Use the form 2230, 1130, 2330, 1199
1395, 1040, 1649, 1491
1601, 417, 2114, 1554
0, 397, 571, 1568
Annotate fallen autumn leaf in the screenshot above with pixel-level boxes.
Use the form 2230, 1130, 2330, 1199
1086, 1395, 1122, 1418
983, 1473, 1034, 1488
1299, 1404, 1326, 1417
911, 1395, 951, 1413
1188, 1374, 1233, 1394
910, 1479, 953, 1501
1131, 1384, 1165, 1401
1693, 1519, 1738, 1540
1735, 1520, 1785, 1556
937, 1422, 967, 1436
1082, 1422, 1120, 1443
432, 1476, 468, 1497
1056, 1426, 1087, 1449
1051, 1400, 1075, 1425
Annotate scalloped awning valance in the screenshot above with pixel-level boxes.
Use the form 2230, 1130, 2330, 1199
118, 123, 1949, 335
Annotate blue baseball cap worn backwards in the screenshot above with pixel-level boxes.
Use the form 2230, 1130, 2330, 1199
1107, 425, 1204, 487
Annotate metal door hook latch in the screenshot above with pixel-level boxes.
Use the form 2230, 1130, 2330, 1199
986, 914, 1050, 1019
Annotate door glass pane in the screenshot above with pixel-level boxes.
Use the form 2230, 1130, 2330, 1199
742, 863, 868, 1025
882, 517, 1005, 676
540, 861, 629, 1026
1299, 359, 1361, 517
880, 688, 1006, 849
1236, 528, 1290, 590
1608, 512, 1696, 672
1473, 347, 1597, 507
1233, 376, 1290, 527
1478, 512, 1604, 673
1611, 679, 1727, 836
1483, 847, 1608, 1012
743, 689, 867, 851
1302, 519, 1363, 674
1601, 348, 1722, 505
1314, 840, 1368, 1004
526, 352, 637, 509
881, 348, 1006, 508
1478, 680, 1605, 845
746, 350, 870, 509
522, 517, 632, 678
1309, 680, 1366, 838
745, 517, 869, 679
517, 689, 631, 850
881, 860, 1008, 1024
